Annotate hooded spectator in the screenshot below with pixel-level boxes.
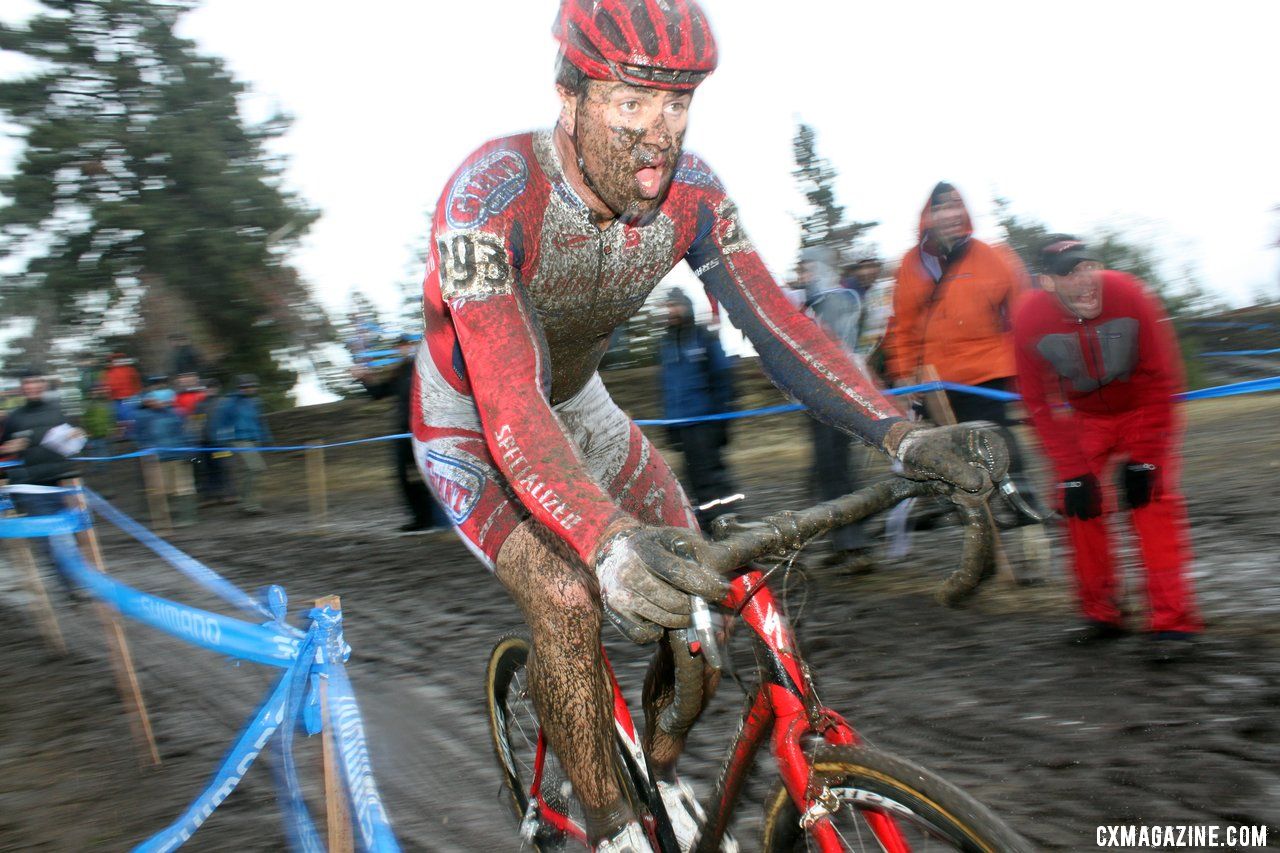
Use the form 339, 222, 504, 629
882, 182, 1047, 578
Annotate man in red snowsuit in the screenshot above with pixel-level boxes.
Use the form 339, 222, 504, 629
1013, 235, 1201, 660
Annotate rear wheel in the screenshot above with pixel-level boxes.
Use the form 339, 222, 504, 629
761, 745, 1030, 852
486, 633, 651, 850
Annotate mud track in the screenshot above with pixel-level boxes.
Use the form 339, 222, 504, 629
1, 388, 1277, 852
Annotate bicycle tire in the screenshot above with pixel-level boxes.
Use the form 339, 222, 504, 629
485, 633, 651, 850
760, 744, 1031, 853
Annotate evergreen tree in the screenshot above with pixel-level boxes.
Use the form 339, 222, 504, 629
0, 0, 328, 393
792, 123, 876, 263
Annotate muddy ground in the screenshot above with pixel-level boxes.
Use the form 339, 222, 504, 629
1, 369, 1277, 852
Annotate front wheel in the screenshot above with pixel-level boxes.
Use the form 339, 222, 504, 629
761, 745, 1030, 852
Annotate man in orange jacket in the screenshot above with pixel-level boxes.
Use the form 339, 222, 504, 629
884, 183, 1046, 564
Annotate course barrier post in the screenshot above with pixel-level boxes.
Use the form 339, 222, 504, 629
2, 508, 66, 655
69, 478, 162, 767
308, 441, 329, 531
140, 452, 171, 534
316, 594, 354, 853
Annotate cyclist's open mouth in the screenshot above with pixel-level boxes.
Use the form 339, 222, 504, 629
636, 166, 664, 198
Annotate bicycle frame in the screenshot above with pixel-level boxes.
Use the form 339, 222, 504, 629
519, 476, 992, 851
522, 566, 912, 853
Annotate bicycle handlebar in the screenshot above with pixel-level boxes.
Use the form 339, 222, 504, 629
700, 475, 997, 606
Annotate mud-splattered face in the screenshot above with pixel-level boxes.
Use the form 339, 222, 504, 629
1049, 261, 1105, 319
565, 81, 690, 224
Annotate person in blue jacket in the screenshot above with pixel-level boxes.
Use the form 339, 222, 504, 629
214, 375, 271, 514
134, 388, 198, 526
658, 287, 738, 527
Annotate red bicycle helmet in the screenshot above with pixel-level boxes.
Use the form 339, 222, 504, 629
553, 0, 718, 92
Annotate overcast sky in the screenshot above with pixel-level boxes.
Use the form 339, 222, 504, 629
4, 1, 1280, 324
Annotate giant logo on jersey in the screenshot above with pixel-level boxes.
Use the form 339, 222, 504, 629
445, 149, 529, 229
425, 450, 484, 524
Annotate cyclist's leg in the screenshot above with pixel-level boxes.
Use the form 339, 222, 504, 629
557, 379, 716, 776
495, 520, 631, 834
412, 416, 632, 839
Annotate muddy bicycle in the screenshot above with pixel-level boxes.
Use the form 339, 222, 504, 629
486, 475, 1033, 851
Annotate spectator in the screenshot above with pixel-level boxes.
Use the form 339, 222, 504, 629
842, 253, 893, 371
215, 374, 271, 515
76, 354, 100, 403
81, 382, 118, 484
797, 246, 878, 574
1014, 235, 1201, 662
0, 370, 83, 595
192, 378, 232, 504
169, 333, 202, 378
350, 334, 447, 533
103, 353, 142, 409
882, 181, 1047, 576
658, 287, 738, 528
0, 371, 78, 488
174, 373, 206, 419
135, 389, 198, 527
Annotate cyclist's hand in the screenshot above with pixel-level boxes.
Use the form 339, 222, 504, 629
886, 422, 1009, 494
1121, 461, 1158, 509
593, 524, 728, 645
1060, 473, 1103, 519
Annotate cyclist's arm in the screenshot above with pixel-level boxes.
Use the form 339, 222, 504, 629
435, 229, 627, 565
684, 194, 904, 449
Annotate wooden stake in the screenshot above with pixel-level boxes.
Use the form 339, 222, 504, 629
141, 453, 171, 534
3, 512, 66, 654
67, 479, 162, 767
315, 594, 354, 853
307, 443, 328, 531
919, 366, 1017, 584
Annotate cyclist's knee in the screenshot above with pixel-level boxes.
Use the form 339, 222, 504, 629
497, 520, 601, 632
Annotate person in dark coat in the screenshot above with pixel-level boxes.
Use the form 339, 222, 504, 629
350, 335, 447, 532
0, 370, 83, 594
658, 288, 739, 528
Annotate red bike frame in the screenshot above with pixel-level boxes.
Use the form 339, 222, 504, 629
523, 566, 914, 852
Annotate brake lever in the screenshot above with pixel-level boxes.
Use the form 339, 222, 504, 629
998, 476, 1054, 524
686, 595, 722, 671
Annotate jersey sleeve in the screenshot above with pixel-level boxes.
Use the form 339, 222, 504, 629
429, 155, 626, 565
682, 183, 904, 448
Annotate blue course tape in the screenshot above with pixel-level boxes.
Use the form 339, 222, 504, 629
84, 488, 276, 622
0, 509, 90, 538
65, 374, 1280, 452
1184, 320, 1274, 331
1178, 376, 1280, 401
49, 534, 301, 667
134, 645, 311, 853
1200, 348, 1280, 357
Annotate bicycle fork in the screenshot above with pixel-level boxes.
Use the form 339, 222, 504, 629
699, 570, 912, 853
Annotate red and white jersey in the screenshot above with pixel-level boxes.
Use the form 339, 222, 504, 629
413, 129, 900, 564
